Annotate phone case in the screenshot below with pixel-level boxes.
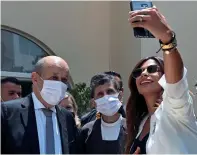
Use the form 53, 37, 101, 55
130, 1, 155, 38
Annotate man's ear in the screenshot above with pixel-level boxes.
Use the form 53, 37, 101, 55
118, 91, 123, 102
31, 72, 38, 84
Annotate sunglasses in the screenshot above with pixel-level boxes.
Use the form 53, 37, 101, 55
132, 65, 160, 79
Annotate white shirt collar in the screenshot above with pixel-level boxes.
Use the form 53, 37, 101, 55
32, 93, 56, 113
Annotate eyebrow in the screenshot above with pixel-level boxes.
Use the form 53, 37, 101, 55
107, 88, 116, 92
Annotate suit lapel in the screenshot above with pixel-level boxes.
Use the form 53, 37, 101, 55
56, 106, 69, 154
20, 94, 40, 154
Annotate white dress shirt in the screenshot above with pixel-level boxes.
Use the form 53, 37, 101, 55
32, 93, 62, 154
101, 115, 122, 140
137, 68, 197, 153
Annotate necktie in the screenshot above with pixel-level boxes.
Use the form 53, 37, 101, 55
42, 108, 55, 154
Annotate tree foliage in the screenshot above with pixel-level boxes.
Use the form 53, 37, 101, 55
69, 82, 91, 116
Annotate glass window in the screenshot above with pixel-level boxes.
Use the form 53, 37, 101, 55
1, 26, 74, 89
1, 29, 48, 73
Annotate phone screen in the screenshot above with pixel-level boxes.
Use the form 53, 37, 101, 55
131, 1, 153, 11
130, 1, 154, 38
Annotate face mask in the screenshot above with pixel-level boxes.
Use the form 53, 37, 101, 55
95, 94, 122, 116
40, 80, 68, 106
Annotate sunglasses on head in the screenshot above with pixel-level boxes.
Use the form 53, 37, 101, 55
132, 65, 160, 79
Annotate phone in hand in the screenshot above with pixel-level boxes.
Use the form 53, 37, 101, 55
130, 0, 154, 38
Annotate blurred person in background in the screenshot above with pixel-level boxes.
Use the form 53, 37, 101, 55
60, 92, 81, 128
1, 77, 22, 102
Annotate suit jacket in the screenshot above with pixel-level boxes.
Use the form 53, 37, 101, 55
1, 94, 78, 154
80, 109, 97, 127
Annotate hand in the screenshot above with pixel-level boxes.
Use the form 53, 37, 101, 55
134, 147, 141, 154
154, 98, 163, 108
128, 7, 173, 44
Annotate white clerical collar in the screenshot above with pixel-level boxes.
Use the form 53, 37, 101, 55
101, 115, 122, 127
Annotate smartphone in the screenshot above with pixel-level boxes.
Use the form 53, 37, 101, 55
130, 0, 154, 38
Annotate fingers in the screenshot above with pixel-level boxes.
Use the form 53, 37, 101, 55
128, 14, 151, 28
129, 6, 159, 19
134, 147, 141, 154
154, 98, 163, 107
156, 98, 163, 104
129, 15, 151, 23
128, 8, 156, 28
153, 5, 158, 10
129, 9, 151, 18
154, 103, 160, 108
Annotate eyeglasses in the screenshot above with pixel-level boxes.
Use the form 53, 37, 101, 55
132, 65, 160, 79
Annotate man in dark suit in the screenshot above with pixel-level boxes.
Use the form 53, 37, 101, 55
1, 56, 78, 154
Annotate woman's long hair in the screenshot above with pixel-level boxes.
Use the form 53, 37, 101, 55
64, 93, 81, 128
125, 56, 164, 153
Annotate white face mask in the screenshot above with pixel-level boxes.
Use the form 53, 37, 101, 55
95, 94, 122, 116
40, 80, 68, 106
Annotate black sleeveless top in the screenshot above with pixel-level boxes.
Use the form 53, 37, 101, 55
130, 133, 149, 154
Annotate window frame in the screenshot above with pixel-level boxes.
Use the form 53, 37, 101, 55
1, 25, 74, 86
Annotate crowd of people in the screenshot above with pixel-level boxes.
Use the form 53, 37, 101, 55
1, 7, 197, 154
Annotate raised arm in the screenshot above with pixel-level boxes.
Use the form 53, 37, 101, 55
128, 7, 184, 83
128, 7, 195, 118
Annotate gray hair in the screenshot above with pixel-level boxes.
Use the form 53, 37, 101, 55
33, 58, 46, 75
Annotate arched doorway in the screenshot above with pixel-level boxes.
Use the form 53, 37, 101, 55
1, 25, 73, 96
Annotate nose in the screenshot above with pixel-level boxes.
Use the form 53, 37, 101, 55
141, 68, 148, 77
103, 92, 108, 96
13, 93, 20, 99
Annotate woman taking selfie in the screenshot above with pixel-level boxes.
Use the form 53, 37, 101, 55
126, 7, 197, 154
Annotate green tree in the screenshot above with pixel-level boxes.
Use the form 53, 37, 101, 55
69, 82, 91, 116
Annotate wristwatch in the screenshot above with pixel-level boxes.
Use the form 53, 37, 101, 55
159, 31, 177, 51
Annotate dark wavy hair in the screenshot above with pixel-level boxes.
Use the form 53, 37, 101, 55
125, 56, 164, 153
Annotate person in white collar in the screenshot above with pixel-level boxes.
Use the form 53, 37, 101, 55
126, 6, 197, 154
77, 73, 127, 154
1, 56, 78, 154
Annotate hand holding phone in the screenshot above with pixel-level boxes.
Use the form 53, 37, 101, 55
129, 3, 173, 43
130, 0, 154, 38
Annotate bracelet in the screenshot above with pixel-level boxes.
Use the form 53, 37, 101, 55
159, 31, 177, 51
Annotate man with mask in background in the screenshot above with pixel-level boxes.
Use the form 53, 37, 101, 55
80, 71, 125, 126
77, 73, 127, 154
1, 56, 78, 154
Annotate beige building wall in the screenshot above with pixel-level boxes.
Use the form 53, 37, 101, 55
1, 1, 141, 101
109, 1, 141, 100
1, 1, 111, 84
2, 1, 197, 109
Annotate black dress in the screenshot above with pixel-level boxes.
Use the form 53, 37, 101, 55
130, 133, 149, 154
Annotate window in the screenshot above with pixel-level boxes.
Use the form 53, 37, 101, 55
1, 25, 73, 89
1, 26, 54, 75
